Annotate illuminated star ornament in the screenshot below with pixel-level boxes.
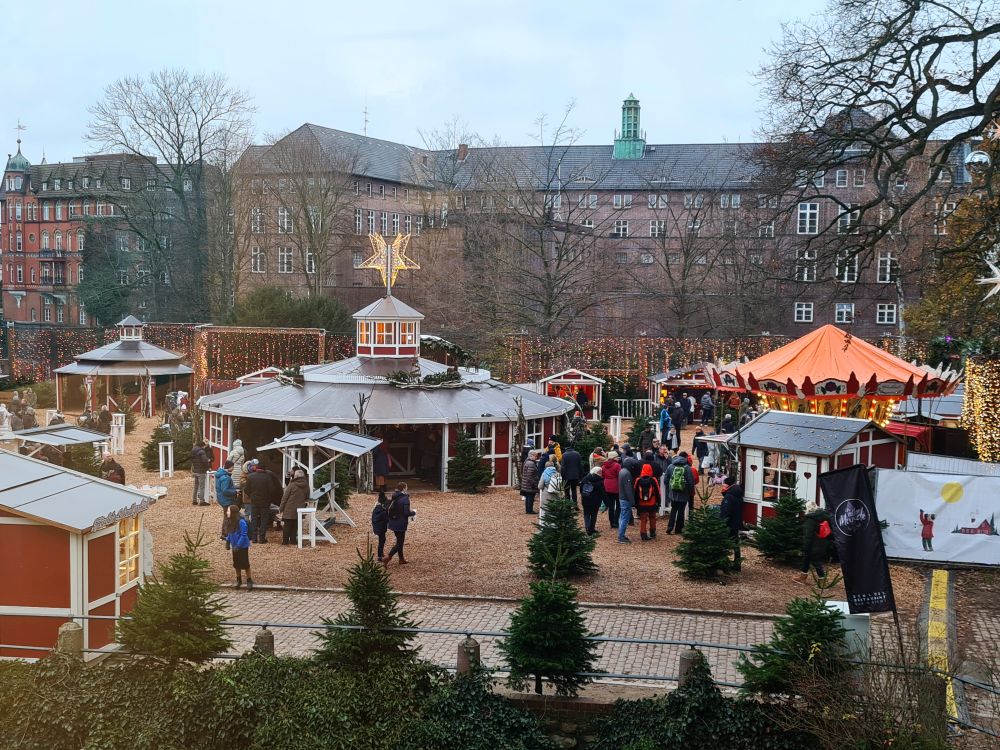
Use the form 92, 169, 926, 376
358, 233, 420, 294
976, 259, 1000, 300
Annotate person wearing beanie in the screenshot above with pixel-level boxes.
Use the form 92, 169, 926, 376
520, 449, 541, 514
601, 451, 622, 530
545, 435, 563, 467
580, 463, 605, 536
633, 463, 661, 541
665, 451, 695, 534
520, 438, 535, 465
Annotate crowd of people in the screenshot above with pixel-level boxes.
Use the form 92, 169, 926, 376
0, 388, 42, 434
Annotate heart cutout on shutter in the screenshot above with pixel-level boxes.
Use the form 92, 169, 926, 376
803, 471, 813, 479
749, 464, 759, 472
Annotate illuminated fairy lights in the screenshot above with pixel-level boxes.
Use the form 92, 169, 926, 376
963, 360, 1000, 462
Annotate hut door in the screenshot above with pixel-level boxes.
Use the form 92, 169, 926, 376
796, 456, 818, 504
744, 448, 764, 502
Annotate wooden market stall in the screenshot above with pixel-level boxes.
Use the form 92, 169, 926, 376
536, 369, 604, 419
0, 451, 158, 660
714, 410, 904, 524
648, 363, 714, 415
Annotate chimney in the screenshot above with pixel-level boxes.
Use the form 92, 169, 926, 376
457, 143, 469, 162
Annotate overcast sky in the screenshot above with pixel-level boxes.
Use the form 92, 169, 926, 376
2, 0, 829, 162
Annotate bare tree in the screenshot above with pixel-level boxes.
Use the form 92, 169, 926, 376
86, 69, 254, 321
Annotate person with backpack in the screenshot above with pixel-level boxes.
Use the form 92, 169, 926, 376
538, 457, 563, 523
579, 464, 605, 536
371, 489, 390, 560
383, 482, 416, 565
560, 443, 584, 509
601, 451, 622, 530
793, 500, 831, 583
617, 457, 636, 544
719, 477, 745, 571
666, 452, 695, 534
634, 464, 661, 541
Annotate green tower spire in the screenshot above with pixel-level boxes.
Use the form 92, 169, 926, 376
613, 94, 645, 160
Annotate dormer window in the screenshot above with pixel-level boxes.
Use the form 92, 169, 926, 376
82, 177, 90, 188
121, 177, 131, 190
14, 176, 22, 190
54, 179, 61, 190
95, 178, 102, 189
41, 181, 48, 191
67, 180, 73, 190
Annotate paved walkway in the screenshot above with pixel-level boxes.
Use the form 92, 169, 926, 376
221, 589, 776, 687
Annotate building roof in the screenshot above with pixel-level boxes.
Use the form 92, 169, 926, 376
0, 450, 157, 533
56, 339, 186, 365
5, 143, 29, 172
258, 426, 383, 458
538, 369, 605, 384
352, 295, 425, 321
723, 410, 894, 456
198, 374, 572, 425
118, 315, 144, 326
302, 356, 490, 384
649, 364, 712, 385
13, 424, 112, 447
453, 141, 764, 191
709, 325, 959, 399
894, 385, 965, 422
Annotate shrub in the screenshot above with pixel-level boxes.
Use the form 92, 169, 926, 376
63, 444, 102, 477
140, 423, 194, 472
314, 543, 419, 670
500, 579, 600, 696
674, 503, 736, 579
116, 531, 232, 666
751, 491, 805, 564
527, 496, 597, 579
626, 413, 652, 447
447, 429, 494, 493
29, 380, 56, 408
574, 420, 613, 463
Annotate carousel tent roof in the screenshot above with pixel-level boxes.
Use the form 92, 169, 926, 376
721, 410, 892, 456
709, 325, 958, 399
258, 426, 383, 457
198, 375, 571, 425
0, 450, 157, 533
13, 424, 111, 447
53, 339, 192, 377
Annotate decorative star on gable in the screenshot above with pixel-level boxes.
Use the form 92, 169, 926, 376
976, 259, 1000, 300
358, 233, 419, 293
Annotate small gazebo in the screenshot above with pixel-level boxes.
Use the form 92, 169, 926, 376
54, 316, 193, 417
705, 325, 960, 425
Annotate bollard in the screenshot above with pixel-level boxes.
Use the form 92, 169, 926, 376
56, 622, 84, 660
253, 626, 275, 656
456, 635, 481, 674
677, 647, 703, 687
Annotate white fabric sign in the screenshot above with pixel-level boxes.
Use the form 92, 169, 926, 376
876, 469, 1000, 565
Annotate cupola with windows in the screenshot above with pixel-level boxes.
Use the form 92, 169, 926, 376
351, 232, 423, 358
117, 314, 146, 341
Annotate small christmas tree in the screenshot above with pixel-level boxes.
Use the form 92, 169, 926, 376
751, 491, 805, 565
113, 386, 138, 433
314, 542, 419, 670
737, 585, 850, 695
627, 414, 653, 447
116, 530, 231, 666
447, 429, 494, 493
528, 496, 597, 579
500, 579, 600, 696
575, 420, 613, 463
674, 504, 736, 579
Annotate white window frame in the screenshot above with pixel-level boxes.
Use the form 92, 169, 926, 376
118, 517, 141, 587
251, 247, 265, 273
208, 411, 224, 446
277, 207, 293, 234
835, 169, 848, 187
277, 247, 293, 274
795, 249, 817, 282
649, 219, 665, 238
877, 251, 898, 284
876, 303, 897, 325
853, 169, 866, 187
612, 219, 629, 237
797, 202, 819, 234
794, 302, 813, 323
758, 220, 774, 238
835, 302, 855, 323
836, 251, 859, 283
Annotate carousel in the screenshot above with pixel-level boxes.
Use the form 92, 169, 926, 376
705, 325, 960, 425
53, 316, 193, 417
198, 234, 574, 490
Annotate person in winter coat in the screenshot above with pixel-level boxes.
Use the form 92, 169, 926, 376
371, 489, 390, 559
719, 413, 735, 435
560, 445, 584, 508
520, 450, 541, 514
244, 462, 282, 543
228, 439, 246, 489
215, 461, 239, 544
224, 504, 253, 590
190, 441, 211, 505
693, 429, 709, 469
719, 478, 745, 571
383, 482, 416, 565
634, 464, 661, 541
793, 500, 831, 583
665, 452, 695, 534
279, 469, 311, 545
617, 458, 636, 544
544, 435, 563, 468
658, 406, 672, 442
919, 509, 936, 551
100, 452, 126, 484
685, 454, 700, 514
97, 405, 112, 433
588, 446, 606, 470
520, 439, 535, 465
653, 445, 672, 514
579, 465, 605, 536
638, 424, 656, 454
602, 452, 622, 530
9, 410, 23, 432
700, 392, 714, 425
22, 407, 38, 430
373, 444, 392, 492
537, 457, 562, 523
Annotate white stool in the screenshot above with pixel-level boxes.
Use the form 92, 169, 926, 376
297, 506, 336, 548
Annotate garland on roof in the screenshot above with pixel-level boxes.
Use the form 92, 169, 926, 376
384, 369, 466, 389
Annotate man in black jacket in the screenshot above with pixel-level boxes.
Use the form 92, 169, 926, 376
560, 444, 584, 509
244, 461, 283, 543
719, 477, 745, 571
190, 440, 211, 506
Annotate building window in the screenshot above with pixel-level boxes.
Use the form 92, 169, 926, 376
837, 204, 860, 234
795, 249, 817, 282
121, 177, 131, 190
16, 265, 23, 282
306, 252, 316, 274
375, 321, 395, 345
749, 252, 764, 265
894, 174, 907, 190
15, 232, 22, 252
30, 307, 36, 321
380, 212, 388, 234
56, 303, 64, 323
399, 321, 416, 345
836, 251, 859, 283
95, 178, 102, 189
720, 193, 741, 209
581, 193, 599, 208
404, 214, 412, 233
353, 250, 364, 268
79, 306, 87, 326
686, 219, 702, 236
357, 321, 371, 344
378, 185, 385, 199
614, 251, 628, 264
54, 178, 61, 191
416, 216, 422, 235
43, 203, 51, 220
54, 231, 63, 251
392, 213, 400, 235
649, 220, 665, 238
82, 177, 90, 189
794, 302, 813, 323
14, 201, 21, 220
277, 207, 293, 234
812, 171, 825, 188
683, 193, 704, 209
355, 208, 363, 235
853, 169, 866, 187
933, 202, 956, 235
251, 207, 263, 234
146, 178, 156, 191
835, 302, 855, 323
118, 269, 129, 285
83, 201, 91, 216
758, 220, 774, 238
42, 231, 50, 250
612, 219, 629, 238
835, 169, 848, 187
251, 247, 265, 273
43, 297, 52, 322
208, 412, 223, 446
877, 251, 898, 283
639, 252, 654, 265
116, 232, 129, 252
366, 183, 372, 197
580, 219, 594, 228
277, 247, 293, 273
77, 230, 85, 250
367, 210, 376, 233
797, 202, 819, 234
612, 194, 632, 209
96, 200, 105, 216
183, 178, 193, 192
876, 303, 897, 324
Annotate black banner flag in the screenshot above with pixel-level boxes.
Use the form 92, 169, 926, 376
818, 464, 896, 614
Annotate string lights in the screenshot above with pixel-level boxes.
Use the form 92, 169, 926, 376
963, 360, 1000, 462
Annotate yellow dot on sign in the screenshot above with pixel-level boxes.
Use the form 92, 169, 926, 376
941, 482, 963, 504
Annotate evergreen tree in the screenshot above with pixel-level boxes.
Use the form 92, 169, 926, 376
674, 504, 736, 579
752, 492, 805, 565
737, 587, 849, 695
575, 420, 613, 463
447, 429, 494, 493
116, 531, 231, 666
141, 423, 194, 472
500, 579, 599, 696
627, 414, 652, 447
112, 386, 139, 433
528, 496, 597, 579
314, 543, 419, 670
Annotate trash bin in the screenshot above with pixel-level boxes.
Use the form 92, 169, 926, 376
827, 600, 870, 659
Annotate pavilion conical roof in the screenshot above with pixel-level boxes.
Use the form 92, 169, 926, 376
707, 325, 959, 400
